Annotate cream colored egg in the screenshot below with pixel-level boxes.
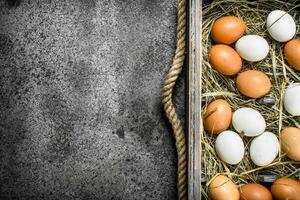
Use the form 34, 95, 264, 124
250, 132, 279, 166
232, 107, 266, 137
235, 35, 269, 62
267, 10, 296, 42
284, 83, 300, 116
215, 130, 245, 165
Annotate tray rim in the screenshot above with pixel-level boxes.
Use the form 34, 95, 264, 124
187, 0, 202, 199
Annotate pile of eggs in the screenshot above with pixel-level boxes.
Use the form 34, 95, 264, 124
209, 175, 300, 200
203, 9, 300, 200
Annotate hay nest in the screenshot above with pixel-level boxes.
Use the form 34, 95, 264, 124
201, 0, 300, 198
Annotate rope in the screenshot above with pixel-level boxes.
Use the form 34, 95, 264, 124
162, 0, 187, 199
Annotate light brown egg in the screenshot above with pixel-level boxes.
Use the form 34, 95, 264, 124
239, 183, 272, 200
203, 99, 232, 134
211, 16, 246, 44
281, 127, 300, 161
236, 70, 271, 98
209, 175, 239, 200
209, 44, 242, 76
284, 39, 300, 71
271, 178, 300, 200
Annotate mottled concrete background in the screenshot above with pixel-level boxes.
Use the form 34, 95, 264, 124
0, 0, 186, 199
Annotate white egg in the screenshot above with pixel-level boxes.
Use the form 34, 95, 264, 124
250, 132, 279, 166
235, 35, 269, 62
267, 10, 296, 42
232, 107, 266, 137
215, 130, 245, 165
284, 83, 300, 116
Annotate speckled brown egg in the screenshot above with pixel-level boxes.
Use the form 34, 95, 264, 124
284, 39, 300, 71
271, 178, 300, 200
281, 127, 300, 161
209, 175, 239, 200
209, 44, 242, 76
239, 183, 272, 200
211, 16, 246, 44
203, 99, 232, 134
236, 70, 271, 98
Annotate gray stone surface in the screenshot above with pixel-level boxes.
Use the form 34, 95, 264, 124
0, 0, 185, 199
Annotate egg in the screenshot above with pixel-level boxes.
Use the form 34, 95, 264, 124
236, 70, 271, 98
215, 131, 244, 165
209, 175, 240, 200
211, 16, 246, 44
203, 99, 232, 134
284, 83, 300, 116
232, 107, 266, 137
239, 183, 272, 200
209, 45, 242, 75
284, 39, 300, 71
235, 35, 269, 62
271, 178, 300, 200
267, 10, 296, 42
250, 132, 279, 166
281, 127, 300, 161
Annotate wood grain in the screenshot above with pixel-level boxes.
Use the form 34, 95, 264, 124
188, 0, 202, 199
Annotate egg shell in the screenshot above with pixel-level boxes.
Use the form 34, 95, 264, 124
203, 99, 232, 134
250, 132, 279, 166
284, 83, 300, 116
211, 16, 245, 44
235, 35, 269, 62
284, 39, 300, 71
209, 175, 240, 200
232, 107, 266, 137
271, 178, 300, 200
209, 45, 242, 75
239, 183, 272, 200
281, 127, 300, 161
267, 10, 296, 42
215, 131, 244, 165
236, 70, 271, 98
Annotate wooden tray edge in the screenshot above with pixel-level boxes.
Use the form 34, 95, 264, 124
187, 0, 202, 199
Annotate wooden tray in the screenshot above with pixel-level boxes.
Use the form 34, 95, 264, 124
187, 1, 300, 199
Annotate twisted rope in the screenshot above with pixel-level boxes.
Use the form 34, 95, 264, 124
162, 0, 187, 199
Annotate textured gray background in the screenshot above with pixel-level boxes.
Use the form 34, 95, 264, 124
0, 0, 186, 199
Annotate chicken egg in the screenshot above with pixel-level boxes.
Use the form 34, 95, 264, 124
235, 35, 269, 62
239, 183, 272, 200
203, 99, 232, 134
209, 175, 240, 200
215, 130, 245, 165
236, 70, 271, 98
284, 83, 300, 116
250, 132, 279, 166
211, 16, 246, 44
271, 178, 300, 200
281, 127, 300, 161
232, 107, 266, 137
209, 44, 242, 75
284, 39, 300, 71
267, 10, 296, 42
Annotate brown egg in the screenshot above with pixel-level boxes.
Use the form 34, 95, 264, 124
239, 183, 272, 200
209, 44, 242, 76
284, 39, 300, 71
209, 175, 239, 200
236, 70, 271, 98
271, 178, 300, 200
211, 16, 246, 44
203, 99, 232, 134
281, 127, 300, 161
